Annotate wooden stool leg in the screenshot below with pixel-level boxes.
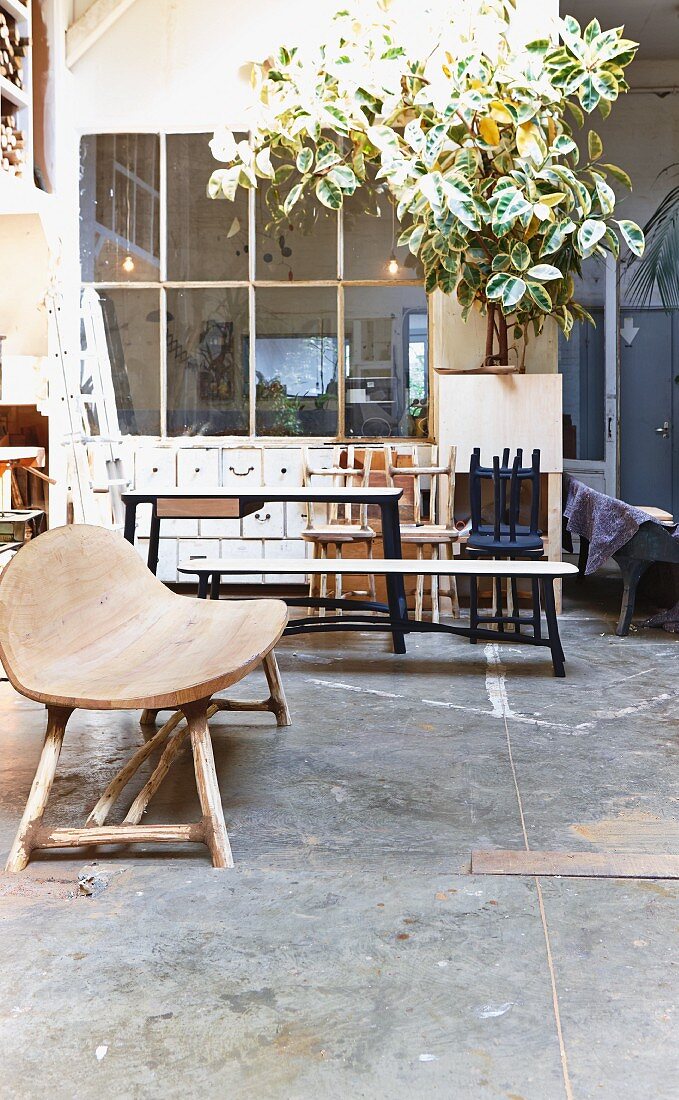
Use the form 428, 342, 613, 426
367, 541, 377, 605
431, 546, 440, 624
445, 542, 460, 619
185, 702, 233, 869
318, 544, 328, 618
415, 546, 424, 620
335, 545, 343, 615
6, 705, 72, 872
308, 543, 319, 614
262, 650, 291, 727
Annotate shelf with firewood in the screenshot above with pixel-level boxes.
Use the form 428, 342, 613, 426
0, 0, 30, 181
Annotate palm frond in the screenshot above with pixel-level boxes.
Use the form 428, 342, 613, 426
626, 182, 679, 310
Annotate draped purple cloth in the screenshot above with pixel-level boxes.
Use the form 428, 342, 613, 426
563, 476, 678, 575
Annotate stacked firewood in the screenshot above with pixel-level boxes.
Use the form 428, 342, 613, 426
1, 113, 24, 174
0, 11, 28, 90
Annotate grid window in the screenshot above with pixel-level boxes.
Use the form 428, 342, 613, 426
79, 132, 431, 439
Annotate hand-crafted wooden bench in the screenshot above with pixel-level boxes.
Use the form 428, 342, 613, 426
178, 557, 578, 677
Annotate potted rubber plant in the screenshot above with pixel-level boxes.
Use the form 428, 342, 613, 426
208, 0, 644, 371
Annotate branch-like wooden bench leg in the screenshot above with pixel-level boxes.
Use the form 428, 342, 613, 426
123, 702, 221, 825
86, 710, 185, 827
185, 701, 233, 869
5, 706, 73, 872
262, 650, 291, 727
140, 709, 159, 727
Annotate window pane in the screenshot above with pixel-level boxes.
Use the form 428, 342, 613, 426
255, 155, 337, 279
166, 288, 249, 436
343, 164, 423, 281
96, 289, 160, 435
80, 135, 160, 282
344, 286, 428, 438
166, 133, 249, 281
255, 288, 338, 436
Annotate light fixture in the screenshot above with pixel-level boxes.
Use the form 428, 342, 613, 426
122, 255, 135, 274
386, 199, 399, 276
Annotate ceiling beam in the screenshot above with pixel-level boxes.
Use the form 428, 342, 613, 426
66, 0, 140, 68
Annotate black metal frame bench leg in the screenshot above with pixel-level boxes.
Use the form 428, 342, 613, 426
542, 578, 565, 678
197, 573, 210, 599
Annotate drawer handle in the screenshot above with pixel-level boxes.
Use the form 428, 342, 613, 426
254, 513, 272, 522
228, 465, 255, 477
152, 467, 158, 474
194, 467, 201, 473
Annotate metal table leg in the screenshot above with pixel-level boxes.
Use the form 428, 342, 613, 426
542, 577, 566, 678
147, 506, 160, 575
380, 499, 408, 654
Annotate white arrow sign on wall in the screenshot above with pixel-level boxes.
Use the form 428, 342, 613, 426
620, 316, 640, 346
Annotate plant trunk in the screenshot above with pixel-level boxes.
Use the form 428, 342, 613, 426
485, 306, 509, 365
498, 313, 509, 364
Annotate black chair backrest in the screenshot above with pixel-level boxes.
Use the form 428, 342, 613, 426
469, 448, 541, 542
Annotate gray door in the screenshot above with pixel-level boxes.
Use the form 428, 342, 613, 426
620, 310, 676, 515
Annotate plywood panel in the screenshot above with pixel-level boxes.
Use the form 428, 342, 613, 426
438, 374, 563, 473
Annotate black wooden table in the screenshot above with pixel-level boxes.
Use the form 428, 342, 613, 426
121, 485, 408, 652
579, 522, 679, 636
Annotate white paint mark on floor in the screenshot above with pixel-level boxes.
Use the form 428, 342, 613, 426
306, 678, 403, 699
477, 1002, 515, 1019
484, 644, 510, 719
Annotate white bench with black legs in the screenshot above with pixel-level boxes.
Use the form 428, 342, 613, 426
178, 557, 578, 678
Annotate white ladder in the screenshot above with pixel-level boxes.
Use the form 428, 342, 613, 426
50, 288, 130, 527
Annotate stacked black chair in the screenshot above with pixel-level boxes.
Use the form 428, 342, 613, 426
467, 448, 544, 640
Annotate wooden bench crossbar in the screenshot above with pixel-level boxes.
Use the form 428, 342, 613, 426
178, 557, 576, 677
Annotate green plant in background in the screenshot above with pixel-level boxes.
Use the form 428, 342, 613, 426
625, 164, 679, 311
208, 0, 644, 369
255, 375, 304, 435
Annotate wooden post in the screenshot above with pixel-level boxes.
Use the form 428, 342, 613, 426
5, 706, 72, 872
185, 702, 233, 869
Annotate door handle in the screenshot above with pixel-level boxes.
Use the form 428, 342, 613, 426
656, 422, 670, 438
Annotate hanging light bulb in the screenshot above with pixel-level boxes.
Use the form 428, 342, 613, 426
387, 200, 398, 276
122, 254, 135, 274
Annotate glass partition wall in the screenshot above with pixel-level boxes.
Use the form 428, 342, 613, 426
79, 132, 428, 439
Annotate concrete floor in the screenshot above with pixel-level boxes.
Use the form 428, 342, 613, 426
1, 568, 679, 1099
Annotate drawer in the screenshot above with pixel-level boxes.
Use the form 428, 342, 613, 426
135, 449, 193, 536
242, 502, 285, 538
262, 447, 303, 486
177, 539, 221, 582
136, 537, 178, 583
172, 452, 220, 535
199, 515, 241, 538
134, 448, 176, 489
222, 448, 263, 487
177, 448, 220, 488
285, 503, 310, 538
263, 539, 308, 584
218, 537, 264, 584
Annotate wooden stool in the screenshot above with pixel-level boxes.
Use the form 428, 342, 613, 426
301, 445, 376, 614
384, 443, 460, 621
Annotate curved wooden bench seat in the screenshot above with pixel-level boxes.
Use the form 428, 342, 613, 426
0, 525, 290, 872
